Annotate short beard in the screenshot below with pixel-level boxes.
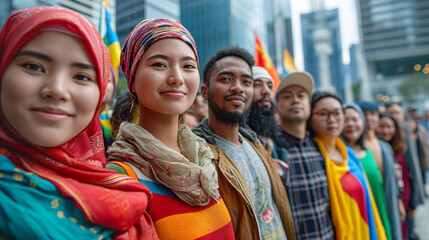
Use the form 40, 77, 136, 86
247, 100, 278, 139
208, 94, 249, 127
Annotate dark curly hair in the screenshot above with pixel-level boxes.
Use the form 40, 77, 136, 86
203, 46, 254, 86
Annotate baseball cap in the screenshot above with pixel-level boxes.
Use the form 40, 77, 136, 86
275, 72, 314, 99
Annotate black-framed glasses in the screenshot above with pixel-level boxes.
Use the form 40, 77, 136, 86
313, 109, 344, 120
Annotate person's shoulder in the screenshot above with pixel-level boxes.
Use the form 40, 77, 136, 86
239, 127, 258, 142
192, 119, 215, 143
378, 138, 390, 150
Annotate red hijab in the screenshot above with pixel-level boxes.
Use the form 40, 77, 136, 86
0, 7, 156, 238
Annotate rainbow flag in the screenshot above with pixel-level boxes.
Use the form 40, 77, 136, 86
99, 0, 121, 83
282, 49, 298, 77
314, 137, 387, 240
100, 110, 112, 138
254, 33, 281, 93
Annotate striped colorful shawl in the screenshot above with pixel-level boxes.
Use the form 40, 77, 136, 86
107, 161, 236, 240
313, 137, 387, 240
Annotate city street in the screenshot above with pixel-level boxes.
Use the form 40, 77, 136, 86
415, 184, 429, 240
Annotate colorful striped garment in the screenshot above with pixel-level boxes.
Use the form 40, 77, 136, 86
107, 162, 235, 240
313, 137, 387, 240
359, 150, 392, 240
0, 156, 116, 240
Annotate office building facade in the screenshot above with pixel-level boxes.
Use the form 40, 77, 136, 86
116, 0, 180, 45
357, 0, 429, 108
181, 0, 272, 74
264, 0, 294, 73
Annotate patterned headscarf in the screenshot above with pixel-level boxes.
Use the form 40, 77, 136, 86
0, 7, 154, 236
120, 18, 198, 90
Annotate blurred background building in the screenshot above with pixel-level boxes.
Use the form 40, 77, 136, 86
356, 0, 429, 111
0, 0, 112, 28
264, 0, 294, 73
348, 43, 361, 86
3, 0, 429, 113
301, 7, 345, 100
180, 0, 267, 73
116, 0, 180, 45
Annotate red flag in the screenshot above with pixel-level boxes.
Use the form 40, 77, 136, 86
254, 33, 281, 93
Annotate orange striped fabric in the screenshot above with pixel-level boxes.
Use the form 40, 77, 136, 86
141, 178, 235, 240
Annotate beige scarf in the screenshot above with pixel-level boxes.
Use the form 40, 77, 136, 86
108, 122, 220, 206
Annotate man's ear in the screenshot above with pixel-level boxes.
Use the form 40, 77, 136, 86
201, 84, 209, 100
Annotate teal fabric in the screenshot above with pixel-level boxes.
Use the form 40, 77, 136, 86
0, 155, 115, 240
271, 142, 288, 164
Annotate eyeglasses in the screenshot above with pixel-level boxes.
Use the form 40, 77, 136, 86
313, 109, 344, 120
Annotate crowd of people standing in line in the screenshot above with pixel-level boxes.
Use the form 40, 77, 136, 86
0, 6, 428, 240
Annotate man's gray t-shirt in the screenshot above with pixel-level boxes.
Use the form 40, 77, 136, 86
214, 133, 286, 240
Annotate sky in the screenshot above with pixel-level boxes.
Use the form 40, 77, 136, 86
289, 0, 360, 69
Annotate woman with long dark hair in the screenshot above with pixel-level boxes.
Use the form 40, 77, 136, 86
377, 113, 411, 239
341, 104, 397, 240
308, 91, 386, 240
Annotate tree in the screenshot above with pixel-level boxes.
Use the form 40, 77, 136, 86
398, 73, 429, 104
352, 80, 361, 102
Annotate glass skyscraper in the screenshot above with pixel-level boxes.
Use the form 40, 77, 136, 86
116, 0, 180, 45
180, 0, 268, 74
349, 44, 361, 85
264, 0, 294, 72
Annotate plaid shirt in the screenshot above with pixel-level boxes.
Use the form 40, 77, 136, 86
275, 131, 335, 240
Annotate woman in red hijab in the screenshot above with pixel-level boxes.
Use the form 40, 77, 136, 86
0, 7, 158, 239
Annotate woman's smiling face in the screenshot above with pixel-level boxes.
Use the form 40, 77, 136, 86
310, 97, 344, 139
1, 31, 100, 147
132, 38, 199, 117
